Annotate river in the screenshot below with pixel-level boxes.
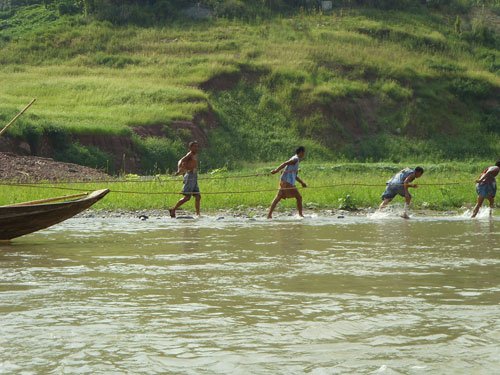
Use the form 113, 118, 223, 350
1, 214, 499, 374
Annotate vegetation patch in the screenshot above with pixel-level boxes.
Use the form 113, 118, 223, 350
0, 2, 498, 173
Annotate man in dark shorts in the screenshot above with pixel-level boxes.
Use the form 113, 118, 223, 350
169, 141, 201, 218
471, 160, 500, 218
379, 166, 424, 218
267, 146, 307, 219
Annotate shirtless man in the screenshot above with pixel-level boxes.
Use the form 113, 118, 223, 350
471, 160, 500, 218
169, 141, 200, 218
379, 166, 424, 218
267, 146, 307, 219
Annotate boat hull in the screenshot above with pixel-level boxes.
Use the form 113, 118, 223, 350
0, 189, 109, 240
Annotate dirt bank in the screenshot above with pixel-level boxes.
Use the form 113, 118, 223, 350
0, 152, 111, 182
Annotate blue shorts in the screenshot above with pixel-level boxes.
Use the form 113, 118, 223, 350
476, 183, 496, 198
182, 172, 200, 196
381, 184, 410, 200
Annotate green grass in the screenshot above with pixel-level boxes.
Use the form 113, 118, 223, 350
0, 162, 490, 213
0, 65, 210, 134
0, 5, 498, 169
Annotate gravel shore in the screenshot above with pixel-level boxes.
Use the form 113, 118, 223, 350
76, 207, 463, 220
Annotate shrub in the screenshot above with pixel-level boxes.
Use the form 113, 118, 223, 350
44, 124, 70, 149
134, 136, 185, 175
22, 122, 43, 154
338, 194, 357, 211
449, 77, 492, 99
54, 142, 112, 172
214, 0, 246, 19
56, 0, 81, 15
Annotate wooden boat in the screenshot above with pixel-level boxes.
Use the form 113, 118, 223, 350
0, 189, 109, 240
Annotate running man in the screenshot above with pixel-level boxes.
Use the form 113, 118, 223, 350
471, 160, 500, 218
267, 146, 307, 219
379, 166, 424, 218
169, 141, 201, 218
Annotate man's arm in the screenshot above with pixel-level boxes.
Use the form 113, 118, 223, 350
175, 152, 192, 175
296, 176, 307, 187
271, 158, 297, 174
477, 166, 499, 183
403, 174, 417, 196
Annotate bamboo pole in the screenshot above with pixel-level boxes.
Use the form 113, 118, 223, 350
0, 98, 36, 137
2, 192, 88, 207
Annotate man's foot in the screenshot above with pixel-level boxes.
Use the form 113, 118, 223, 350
267, 215, 272, 219
401, 212, 410, 219
168, 208, 176, 218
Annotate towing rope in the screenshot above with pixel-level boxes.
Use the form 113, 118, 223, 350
13, 172, 271, 185
0, 180, 467, 196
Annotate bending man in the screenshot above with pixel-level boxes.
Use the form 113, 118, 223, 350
471, 160, 500, 218
379, 166, 424, 218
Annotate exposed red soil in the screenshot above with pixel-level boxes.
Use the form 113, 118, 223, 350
132, 124, 165, 138
75, 133, 141, 173
131, 108, 218, 149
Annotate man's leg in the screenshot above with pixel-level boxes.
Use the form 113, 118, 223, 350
170, 195, 191, 218
296, 192, 303, 217
487, 197, 494, 217
471, 196, 484, 218
267, 194, 282, 219
402, 195, 412, 218
194, 194, 201, 216
379, 198, 392, 210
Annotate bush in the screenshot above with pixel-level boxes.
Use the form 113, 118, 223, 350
449, 77, 492, 99
54, 142, 112, 172
214, 0, 246, 18
56, 0, 81, 15
22, 122, 43, 154
461, 16, 498, 48
44, 124, 70, 149
134, 136, 185, 174
338, 194, 357, 211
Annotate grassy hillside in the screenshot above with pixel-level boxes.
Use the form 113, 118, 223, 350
0, 4, 499, 173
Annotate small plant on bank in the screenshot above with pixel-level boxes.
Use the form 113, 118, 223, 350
338, 194, 357, 211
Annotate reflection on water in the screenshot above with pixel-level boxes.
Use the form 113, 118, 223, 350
0, 216, 499, 373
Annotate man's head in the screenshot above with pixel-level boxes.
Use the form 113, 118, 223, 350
415, 166, 424, 178
296, 146, 306, 159
495, 160, 500, 168
189, 141, 199, 153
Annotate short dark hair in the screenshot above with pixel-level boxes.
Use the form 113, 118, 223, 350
188, 141, 198, 148
496, 160, 500, 168
296, 146, 305, 154
415, 166, 424, 174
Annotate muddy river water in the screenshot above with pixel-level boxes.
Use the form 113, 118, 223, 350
1, 214, 499, 374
